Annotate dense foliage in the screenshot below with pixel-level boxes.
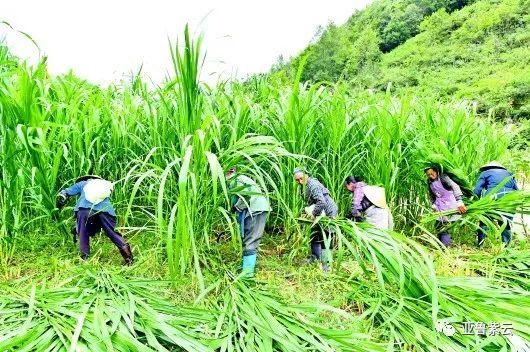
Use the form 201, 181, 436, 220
278, 0, 530, 119
1, 23, 529, 351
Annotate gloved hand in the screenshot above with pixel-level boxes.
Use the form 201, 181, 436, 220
346, 213, 363, 222
56, 194, 68, 209
304, 205, 316, 220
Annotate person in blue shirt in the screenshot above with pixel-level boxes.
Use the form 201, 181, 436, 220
473, 161, 519, 246
56, 175, 133, 264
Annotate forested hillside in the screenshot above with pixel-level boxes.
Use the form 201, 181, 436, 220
277, 0, 530, 119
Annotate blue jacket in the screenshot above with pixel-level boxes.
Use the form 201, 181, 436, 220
59, 181, 116, 216
473, 168, 518, 198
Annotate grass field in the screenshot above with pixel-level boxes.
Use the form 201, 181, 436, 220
1, 28, 529, 351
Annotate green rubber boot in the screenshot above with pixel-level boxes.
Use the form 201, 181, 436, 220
242, 254, 257, 278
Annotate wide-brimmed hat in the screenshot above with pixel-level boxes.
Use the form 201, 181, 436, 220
293, 167, 305, 176
479, 161, 506, 171
75, 175, 103, 183
363, 186, 389, 209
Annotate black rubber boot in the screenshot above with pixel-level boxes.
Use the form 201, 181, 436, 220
119, 244, 133, 266
71, 227, 77, 244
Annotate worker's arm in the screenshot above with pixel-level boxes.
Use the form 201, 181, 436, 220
473, 173, 487, 197
232, 180, 250, 212
60, 182, 85, 197
56, 182, 84, 208
442, 175, 467, 214
233, 195, 249, 212
511, 174, 519, 191
308, 183, 326, 217
442, 175, 463, 201
350, 186, 364, 217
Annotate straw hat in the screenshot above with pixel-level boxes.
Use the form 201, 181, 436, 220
293, 167, 305, 176
479, 161, 506, 171
75, 175, 103, 183
363, 186, 389, 209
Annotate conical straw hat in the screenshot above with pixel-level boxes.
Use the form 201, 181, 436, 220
75, 175, 103, 183
363, 185, 388, 209
479, 161, 506, 171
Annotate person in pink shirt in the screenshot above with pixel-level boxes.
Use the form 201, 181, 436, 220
425, 167, 467, 247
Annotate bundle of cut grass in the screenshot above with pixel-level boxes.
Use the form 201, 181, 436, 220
0, 271, 220, 351
323, 218, 530, 350
420, 189, 530, 239
200, 275, 383, 352
0, 269, 384, 352
461, 248, 530, 291
413, 105, 511, 199
439, 276, 530, 351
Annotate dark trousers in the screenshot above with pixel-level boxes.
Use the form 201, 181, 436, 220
435, 220, 452, 247
76, 208, 127, 257
478, 216, 512, 246
236, 210, 267, 256
310, 224, 333, 259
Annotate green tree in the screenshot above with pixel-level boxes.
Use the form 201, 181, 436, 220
301, 24, 352, 82
380, 3, 424, 52
344, 27, 382, 87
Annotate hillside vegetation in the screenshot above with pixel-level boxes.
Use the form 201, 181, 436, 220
278, 0, 530, 119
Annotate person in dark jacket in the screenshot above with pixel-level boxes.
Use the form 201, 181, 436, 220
293, 168, 338, 271
474, 161, 519, 246
425, 167, 467, 247
56, 175, 133, 265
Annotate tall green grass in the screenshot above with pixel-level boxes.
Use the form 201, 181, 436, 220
0, 34, 519, 260
0, 28, 529, 351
